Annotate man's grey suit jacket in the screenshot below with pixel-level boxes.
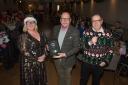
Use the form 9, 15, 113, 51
52, 25, 80, 67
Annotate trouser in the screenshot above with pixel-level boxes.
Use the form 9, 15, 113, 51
54, 60, 74, 85
80, 63, 103, 85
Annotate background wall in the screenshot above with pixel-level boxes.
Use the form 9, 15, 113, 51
79, 0, 128, 27
0, 0, 16, 11
0, 0, 128, 27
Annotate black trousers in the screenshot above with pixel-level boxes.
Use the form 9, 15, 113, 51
80, 63, 103, 85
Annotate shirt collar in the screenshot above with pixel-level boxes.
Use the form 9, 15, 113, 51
92, 27, 104, 33
60, 26, 68, 32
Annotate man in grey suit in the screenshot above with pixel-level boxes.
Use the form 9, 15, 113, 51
52, 12, 80, 85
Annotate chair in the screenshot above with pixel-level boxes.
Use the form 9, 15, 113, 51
113, 56, 128, 85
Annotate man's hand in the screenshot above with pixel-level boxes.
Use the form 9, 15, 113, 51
53, 53, 66, 58
91, 36, 98, 45
99, 62, 106, 67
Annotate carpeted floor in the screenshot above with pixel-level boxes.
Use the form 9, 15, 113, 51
0, 61, 127, 85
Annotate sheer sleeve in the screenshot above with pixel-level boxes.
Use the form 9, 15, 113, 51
18, 33, 37, 61
18, 34, 26, 54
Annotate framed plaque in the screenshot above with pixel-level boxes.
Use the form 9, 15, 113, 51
48, 39, 60, 57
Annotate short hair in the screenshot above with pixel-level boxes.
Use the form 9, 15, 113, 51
60, 11, 71, 18
91, 14, 103, 20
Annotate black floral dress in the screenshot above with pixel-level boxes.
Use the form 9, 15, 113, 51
18, 32, 47, 85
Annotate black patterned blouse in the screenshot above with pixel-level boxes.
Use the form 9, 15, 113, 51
18, 32, 47, 85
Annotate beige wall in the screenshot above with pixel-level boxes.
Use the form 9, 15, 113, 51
1, 0, 128, 27
80, 0, 128, 27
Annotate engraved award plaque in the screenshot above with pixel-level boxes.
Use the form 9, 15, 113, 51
48, 39, 60, 57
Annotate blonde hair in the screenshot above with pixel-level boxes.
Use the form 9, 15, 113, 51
23, 24, 38, 32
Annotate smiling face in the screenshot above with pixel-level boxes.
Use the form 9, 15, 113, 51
60, 12, 71, 28
91, 14, 103, 31
26, 21, 36, 31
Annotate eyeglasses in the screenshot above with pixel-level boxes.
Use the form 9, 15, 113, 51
92, 19, 102, 22
61, 18, 71, 20
26, 21, 35, 24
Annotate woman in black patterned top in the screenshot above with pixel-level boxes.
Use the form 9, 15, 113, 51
18, 16, 47, 85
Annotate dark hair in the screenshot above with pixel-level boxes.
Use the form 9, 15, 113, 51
91, 14, 103, 20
